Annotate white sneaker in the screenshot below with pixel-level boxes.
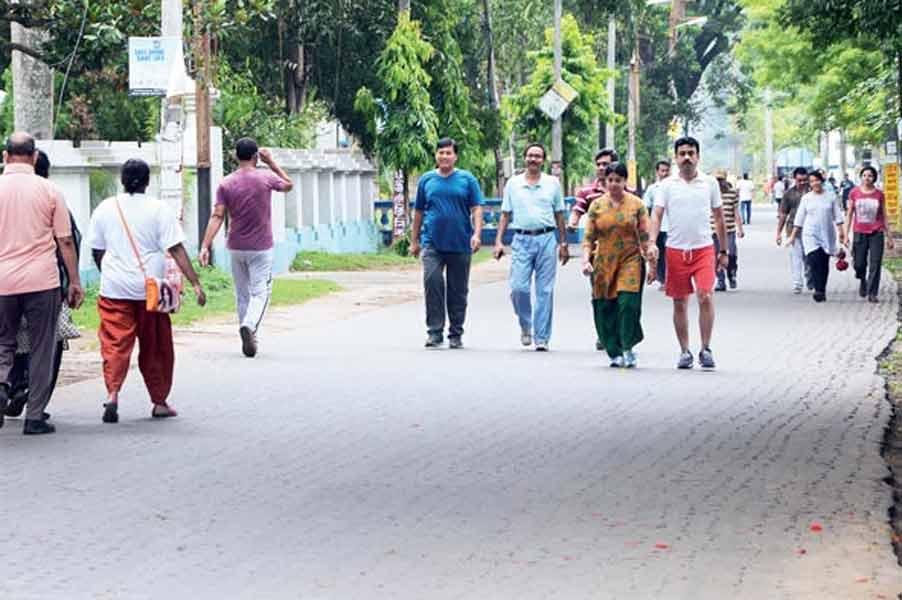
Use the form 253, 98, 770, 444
793, 286, 802, 295
535, 341, 549, 352
609, 355, 625, 368
521, 330, 532, 346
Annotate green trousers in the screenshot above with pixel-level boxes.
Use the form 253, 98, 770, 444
592, 291, 644, 359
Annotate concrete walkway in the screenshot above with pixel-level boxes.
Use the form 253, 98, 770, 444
2, 207, 901, 599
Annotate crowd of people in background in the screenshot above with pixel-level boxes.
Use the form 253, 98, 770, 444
1, 126, 896, 437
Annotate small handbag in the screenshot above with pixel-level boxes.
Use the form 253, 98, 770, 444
57, 303, 81, 341
114, 197, 182, 314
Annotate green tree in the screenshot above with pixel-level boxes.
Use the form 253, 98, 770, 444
503, 14, 613, 187
355, 11, 439, 215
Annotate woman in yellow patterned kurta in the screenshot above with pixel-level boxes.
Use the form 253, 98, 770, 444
581, 163, 656, 368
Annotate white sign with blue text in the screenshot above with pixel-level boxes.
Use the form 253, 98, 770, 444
128, 37, 180, 96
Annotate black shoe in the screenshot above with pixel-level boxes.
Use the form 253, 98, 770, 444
595, 340, 605, 351
23, 419, 55, 435
0, 383, 7, 429
859, 279, 867, 298
448, 337, 463, 349
239, 326, 257, 357
728, 276, 737, 289
102, 403, 119, 423
715, 281, 727, 292
424, 333, 443, 348
813, 292, 826, 303
4, 387, 27, 417
868, 294, 879, 303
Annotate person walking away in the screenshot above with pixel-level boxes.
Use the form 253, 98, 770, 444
841, 173, 854, 211
0, 133, 84, 435
582, 162, 656, 368
493, 143, 569, 351
845, 165, 894, 302
712, 169, 745, 291
5, 150, 82, 420
199, 138, 293, 357
642, 160, 671, 289
736, 173, 755, 224
786, 171, 845, 303
568, 148, 618, 229
648, 137, 728, 370
776, 168, 811, 293
773, 176, 785, 210
88, 159, 206, 423
410, 138, 484, 349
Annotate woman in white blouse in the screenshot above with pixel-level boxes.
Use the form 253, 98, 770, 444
786, 171, 846, 303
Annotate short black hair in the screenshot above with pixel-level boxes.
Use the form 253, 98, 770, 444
655, 160, 671, 171
742, 172, 749, 179
34, 150, 50, 179
595, 148, 619, 163
860, 165, 878, 180
808, 171, 825, 182
436, 137, 458, 153
673, 136, 700, 154
792, 167, 808, 177
523, 142, 546, 159
604, 162, 629, 180
121, 159, 151, 194
5, 133, 35, 157
235, 137, 259, 161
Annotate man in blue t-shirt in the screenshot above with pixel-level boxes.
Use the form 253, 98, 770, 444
410, 138, 485, 349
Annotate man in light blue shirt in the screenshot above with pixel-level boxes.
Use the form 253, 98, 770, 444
493, 143, 569, 351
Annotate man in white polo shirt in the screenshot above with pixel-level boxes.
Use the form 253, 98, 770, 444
648, 137, 728, 370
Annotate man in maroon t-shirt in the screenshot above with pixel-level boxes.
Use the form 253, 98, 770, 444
200, 138, 293, 357
568, 148, 617, 229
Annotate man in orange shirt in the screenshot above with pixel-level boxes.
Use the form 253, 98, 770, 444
0, 132, 84, 435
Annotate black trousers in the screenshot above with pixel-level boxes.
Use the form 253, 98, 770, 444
853, 231, 884, 296
0, 289, 61, 420
422, 246, 472, 339
655, 232, 667, 283
806, 248, 830, 296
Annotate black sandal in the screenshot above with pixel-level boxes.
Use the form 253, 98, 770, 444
102, 403, 118, 423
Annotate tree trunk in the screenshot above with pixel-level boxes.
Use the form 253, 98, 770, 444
282, 1, 308, 115
481, 0, 504, 195
10, 20, 53, 138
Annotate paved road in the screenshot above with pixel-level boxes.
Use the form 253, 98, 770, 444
2, 207, 901, 599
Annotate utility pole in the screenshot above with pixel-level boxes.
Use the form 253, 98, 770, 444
551, 0, 563, 183
193, 0, 212, 252
627, 49, 640, 190
605, 16, 616, 149
764, 88, 774, 180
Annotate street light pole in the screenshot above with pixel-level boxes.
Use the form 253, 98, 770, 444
551, 0, 563, 178
193, 0, 212, 253
606, 16, 616, 149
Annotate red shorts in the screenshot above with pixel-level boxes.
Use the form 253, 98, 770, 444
665, 245, 716, 298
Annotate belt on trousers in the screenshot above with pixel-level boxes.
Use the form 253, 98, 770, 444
512, 226, 556, 236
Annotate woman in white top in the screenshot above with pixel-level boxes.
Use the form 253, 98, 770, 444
786, 171, 846, 303
88, 159, 206, 423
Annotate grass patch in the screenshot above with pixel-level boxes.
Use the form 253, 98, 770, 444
291, 250, 417, 272
71, 267, 340, 332
291, 248, 494, 272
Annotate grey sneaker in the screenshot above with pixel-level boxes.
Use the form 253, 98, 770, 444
609, 355, 625, 368
448, 337, 463, 349
535, 341, 549, 352
521, 330, 533, 346
677, 350, 694, 370
623, 350, 637, 368
424, 333, 443, 348
698, 347, 716, 370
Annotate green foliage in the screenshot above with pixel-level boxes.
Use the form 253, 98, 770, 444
0, 69, 13, 141
392, 234, 411, 257
355, 11, 439, 177
214, 62, 325, 167
503, 14, 614, 185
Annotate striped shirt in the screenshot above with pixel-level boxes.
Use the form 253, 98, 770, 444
712, 186, 739, 233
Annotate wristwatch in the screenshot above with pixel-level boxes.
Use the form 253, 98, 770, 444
718, 250, 728, 256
